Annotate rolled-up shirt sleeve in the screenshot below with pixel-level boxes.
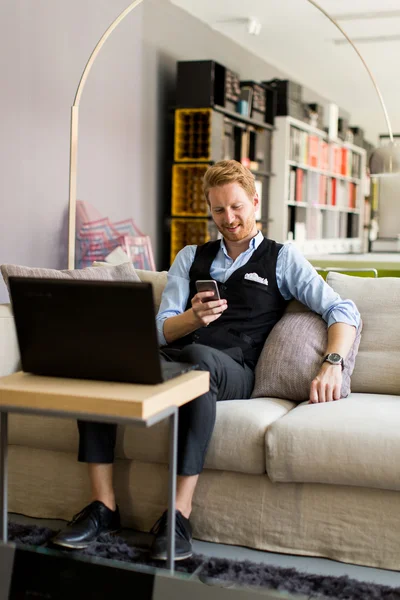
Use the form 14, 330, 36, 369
155, 245, 196, 345
276, 243, 360, 328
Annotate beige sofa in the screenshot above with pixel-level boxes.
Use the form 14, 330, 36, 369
1, 269, 399, 571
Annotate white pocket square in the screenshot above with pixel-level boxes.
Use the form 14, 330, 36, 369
244, 272, 268, 286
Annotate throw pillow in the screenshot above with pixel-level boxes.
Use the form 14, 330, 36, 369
0, 261, 140, 296
251, 312, 362, 402
92, 261, 168, 312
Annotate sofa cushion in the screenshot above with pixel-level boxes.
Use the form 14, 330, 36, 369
327, 272, 400, 395
266, 393, 400, 492
0, 262, 139, 296
92, 263, 168, 312
252, 311, 362, 402
9, 397, 295, 475
135, 269, 167, 312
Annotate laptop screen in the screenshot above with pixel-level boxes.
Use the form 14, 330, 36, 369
8, 277, 165, 385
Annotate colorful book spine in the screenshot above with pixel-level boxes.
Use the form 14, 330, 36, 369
296, 169, 304, 202
308, 135, 319, 167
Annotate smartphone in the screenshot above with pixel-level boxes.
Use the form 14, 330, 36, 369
195, 279, 221, 301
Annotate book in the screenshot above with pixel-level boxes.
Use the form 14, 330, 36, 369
307, 207, 323, 239
331, 178, 337, 206
240, 130, 250, 166
307, 172, 320, 205
296, 169, 304, 202
308, 135, 319, 167
321, 141, 329, 171
289, 168, 296, 203
319, 175, 328, 205
333, 146, 341, 174
341, 148, 348, 176
348, 182, 356, 209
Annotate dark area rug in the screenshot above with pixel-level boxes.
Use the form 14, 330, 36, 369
8, 521, 400, 599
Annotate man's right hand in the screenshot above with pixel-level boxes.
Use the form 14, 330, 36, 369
191, 291, 227, 328
162, 292, 227, 344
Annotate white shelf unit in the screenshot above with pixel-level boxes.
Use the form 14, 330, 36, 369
269, 116, 367, 255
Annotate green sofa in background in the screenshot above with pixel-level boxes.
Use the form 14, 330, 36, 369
308, 252, 400, 278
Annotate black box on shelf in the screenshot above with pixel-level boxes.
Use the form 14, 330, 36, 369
280, 98, 306, 121
176, 60, 225, 108
338, 117, 350, 141
176, 60, 240, 110
263, 81, 277, 125
263, 78, 302, 101
350, 126, 365, 147
262, 79, 303, 119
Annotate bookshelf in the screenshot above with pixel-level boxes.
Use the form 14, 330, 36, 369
269, 116, 367, 254
169, 60, 276, 264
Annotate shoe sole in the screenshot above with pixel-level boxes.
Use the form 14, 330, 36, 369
51, 528, 121, 550
150, 550, 193, 561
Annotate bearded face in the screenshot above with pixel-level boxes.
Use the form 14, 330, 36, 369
208, 183, 259, 243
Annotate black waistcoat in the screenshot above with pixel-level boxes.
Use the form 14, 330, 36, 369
168, 237, 288, 369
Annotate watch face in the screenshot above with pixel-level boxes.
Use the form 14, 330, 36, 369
329, 353, 342, 363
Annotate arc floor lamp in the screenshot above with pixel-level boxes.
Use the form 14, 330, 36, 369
67, 0, 144, 269
67, 0, 400, 268
307, 0, 400, 177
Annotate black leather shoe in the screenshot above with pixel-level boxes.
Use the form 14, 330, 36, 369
51, 501, 121, 549
150, 509, 192, 561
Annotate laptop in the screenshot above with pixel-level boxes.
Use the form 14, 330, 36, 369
8, 276, 197, 385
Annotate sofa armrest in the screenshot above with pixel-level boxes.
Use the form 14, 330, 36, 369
0, 304, 20, 376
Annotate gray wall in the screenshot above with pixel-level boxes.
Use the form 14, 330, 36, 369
1, 0, 348, 302
0, 0, 144, 302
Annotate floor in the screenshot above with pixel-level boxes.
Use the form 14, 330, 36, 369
10, 512, 400, 589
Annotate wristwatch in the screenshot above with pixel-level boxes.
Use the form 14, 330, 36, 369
323, 353, 344, 369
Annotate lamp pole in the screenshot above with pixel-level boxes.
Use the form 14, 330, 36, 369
306, 0, 394, 144
67, 0, 144, 269
307, 0, 400, 176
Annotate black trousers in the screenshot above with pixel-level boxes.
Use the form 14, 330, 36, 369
77, 344, 254, 476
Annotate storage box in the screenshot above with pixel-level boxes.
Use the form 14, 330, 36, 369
350, 127, 365, 147
262, 79, 304, 120
176, 60, 241, 110
264, 79, 302, 102
338, 117, 350, 141
176, 60, 225, 108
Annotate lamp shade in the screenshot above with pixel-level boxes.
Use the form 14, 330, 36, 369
369, 142, 400, 177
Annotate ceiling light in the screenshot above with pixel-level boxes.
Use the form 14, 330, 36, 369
333, 34, 400, 45
331, 10, 400, 21
247, 17, 262, 36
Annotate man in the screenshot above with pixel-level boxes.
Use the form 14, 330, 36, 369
52, 160, 360, 561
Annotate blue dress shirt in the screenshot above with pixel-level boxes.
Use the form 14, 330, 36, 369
156, 232, 360, 346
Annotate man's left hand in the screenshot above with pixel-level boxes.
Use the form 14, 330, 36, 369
309, 362, 342, 404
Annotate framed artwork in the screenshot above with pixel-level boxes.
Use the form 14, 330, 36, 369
123, 235, 156, 271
